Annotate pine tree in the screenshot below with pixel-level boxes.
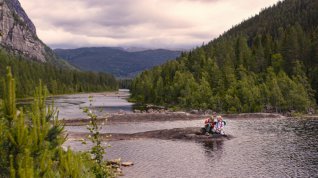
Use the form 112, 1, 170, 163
130, 0, 318, 113
0, 68, 113, 177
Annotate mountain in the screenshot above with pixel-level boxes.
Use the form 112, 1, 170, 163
54, 47, 181, 78
0, 0, 118, 97
120, 47, 150, 52
131, 0, 318, 113
0, 0, 60, 63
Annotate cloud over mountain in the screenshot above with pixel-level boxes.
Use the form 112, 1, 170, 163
20, 0, 280, 49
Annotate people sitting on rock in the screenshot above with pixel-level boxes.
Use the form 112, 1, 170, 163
212, 115, 226, 135
204, 112, 217, 135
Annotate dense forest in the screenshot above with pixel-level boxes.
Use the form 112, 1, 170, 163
131, 0, 318, 113
0, 49, 118, 98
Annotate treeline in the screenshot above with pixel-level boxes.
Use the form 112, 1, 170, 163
0, 49, 118, 97
118, 79, 132, 89
131, 0, 318, 113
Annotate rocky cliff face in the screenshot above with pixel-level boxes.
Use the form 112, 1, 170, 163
0, 0, 48, 62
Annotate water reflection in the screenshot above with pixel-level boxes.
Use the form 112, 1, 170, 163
202, 140, 224, 152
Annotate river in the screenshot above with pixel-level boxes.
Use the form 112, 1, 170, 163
56, 90, 317, 178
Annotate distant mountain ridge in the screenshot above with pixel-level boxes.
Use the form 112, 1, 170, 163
55, 47, 182, 78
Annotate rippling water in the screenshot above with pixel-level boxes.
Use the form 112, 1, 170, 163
59, 92, 318, 177
65, 117, 318, 178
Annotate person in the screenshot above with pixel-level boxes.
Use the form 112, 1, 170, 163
212, 115, 226, 135
204, 112, 217, 135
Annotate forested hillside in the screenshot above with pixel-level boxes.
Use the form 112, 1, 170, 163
0, 49, 118, 98
131, 0, 318, 113
55, 47, 181, 78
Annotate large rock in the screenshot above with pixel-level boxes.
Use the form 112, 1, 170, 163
0, 0, 53, 62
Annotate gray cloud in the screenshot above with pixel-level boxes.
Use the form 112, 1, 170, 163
20, 0, 280, 49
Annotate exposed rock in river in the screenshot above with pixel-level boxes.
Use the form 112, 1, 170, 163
69, 127, 233, 142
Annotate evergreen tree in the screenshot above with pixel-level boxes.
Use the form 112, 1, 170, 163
0, 68, 114, 177
0, 50, 118, 98
130, 0, 317, 113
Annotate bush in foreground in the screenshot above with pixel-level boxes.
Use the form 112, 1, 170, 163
0, 67, 114, 177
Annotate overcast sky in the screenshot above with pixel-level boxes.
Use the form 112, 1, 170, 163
20, 0, 280, 49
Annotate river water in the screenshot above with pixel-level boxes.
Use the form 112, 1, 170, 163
50, 89, 133, 119
58, 91, 318, 178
